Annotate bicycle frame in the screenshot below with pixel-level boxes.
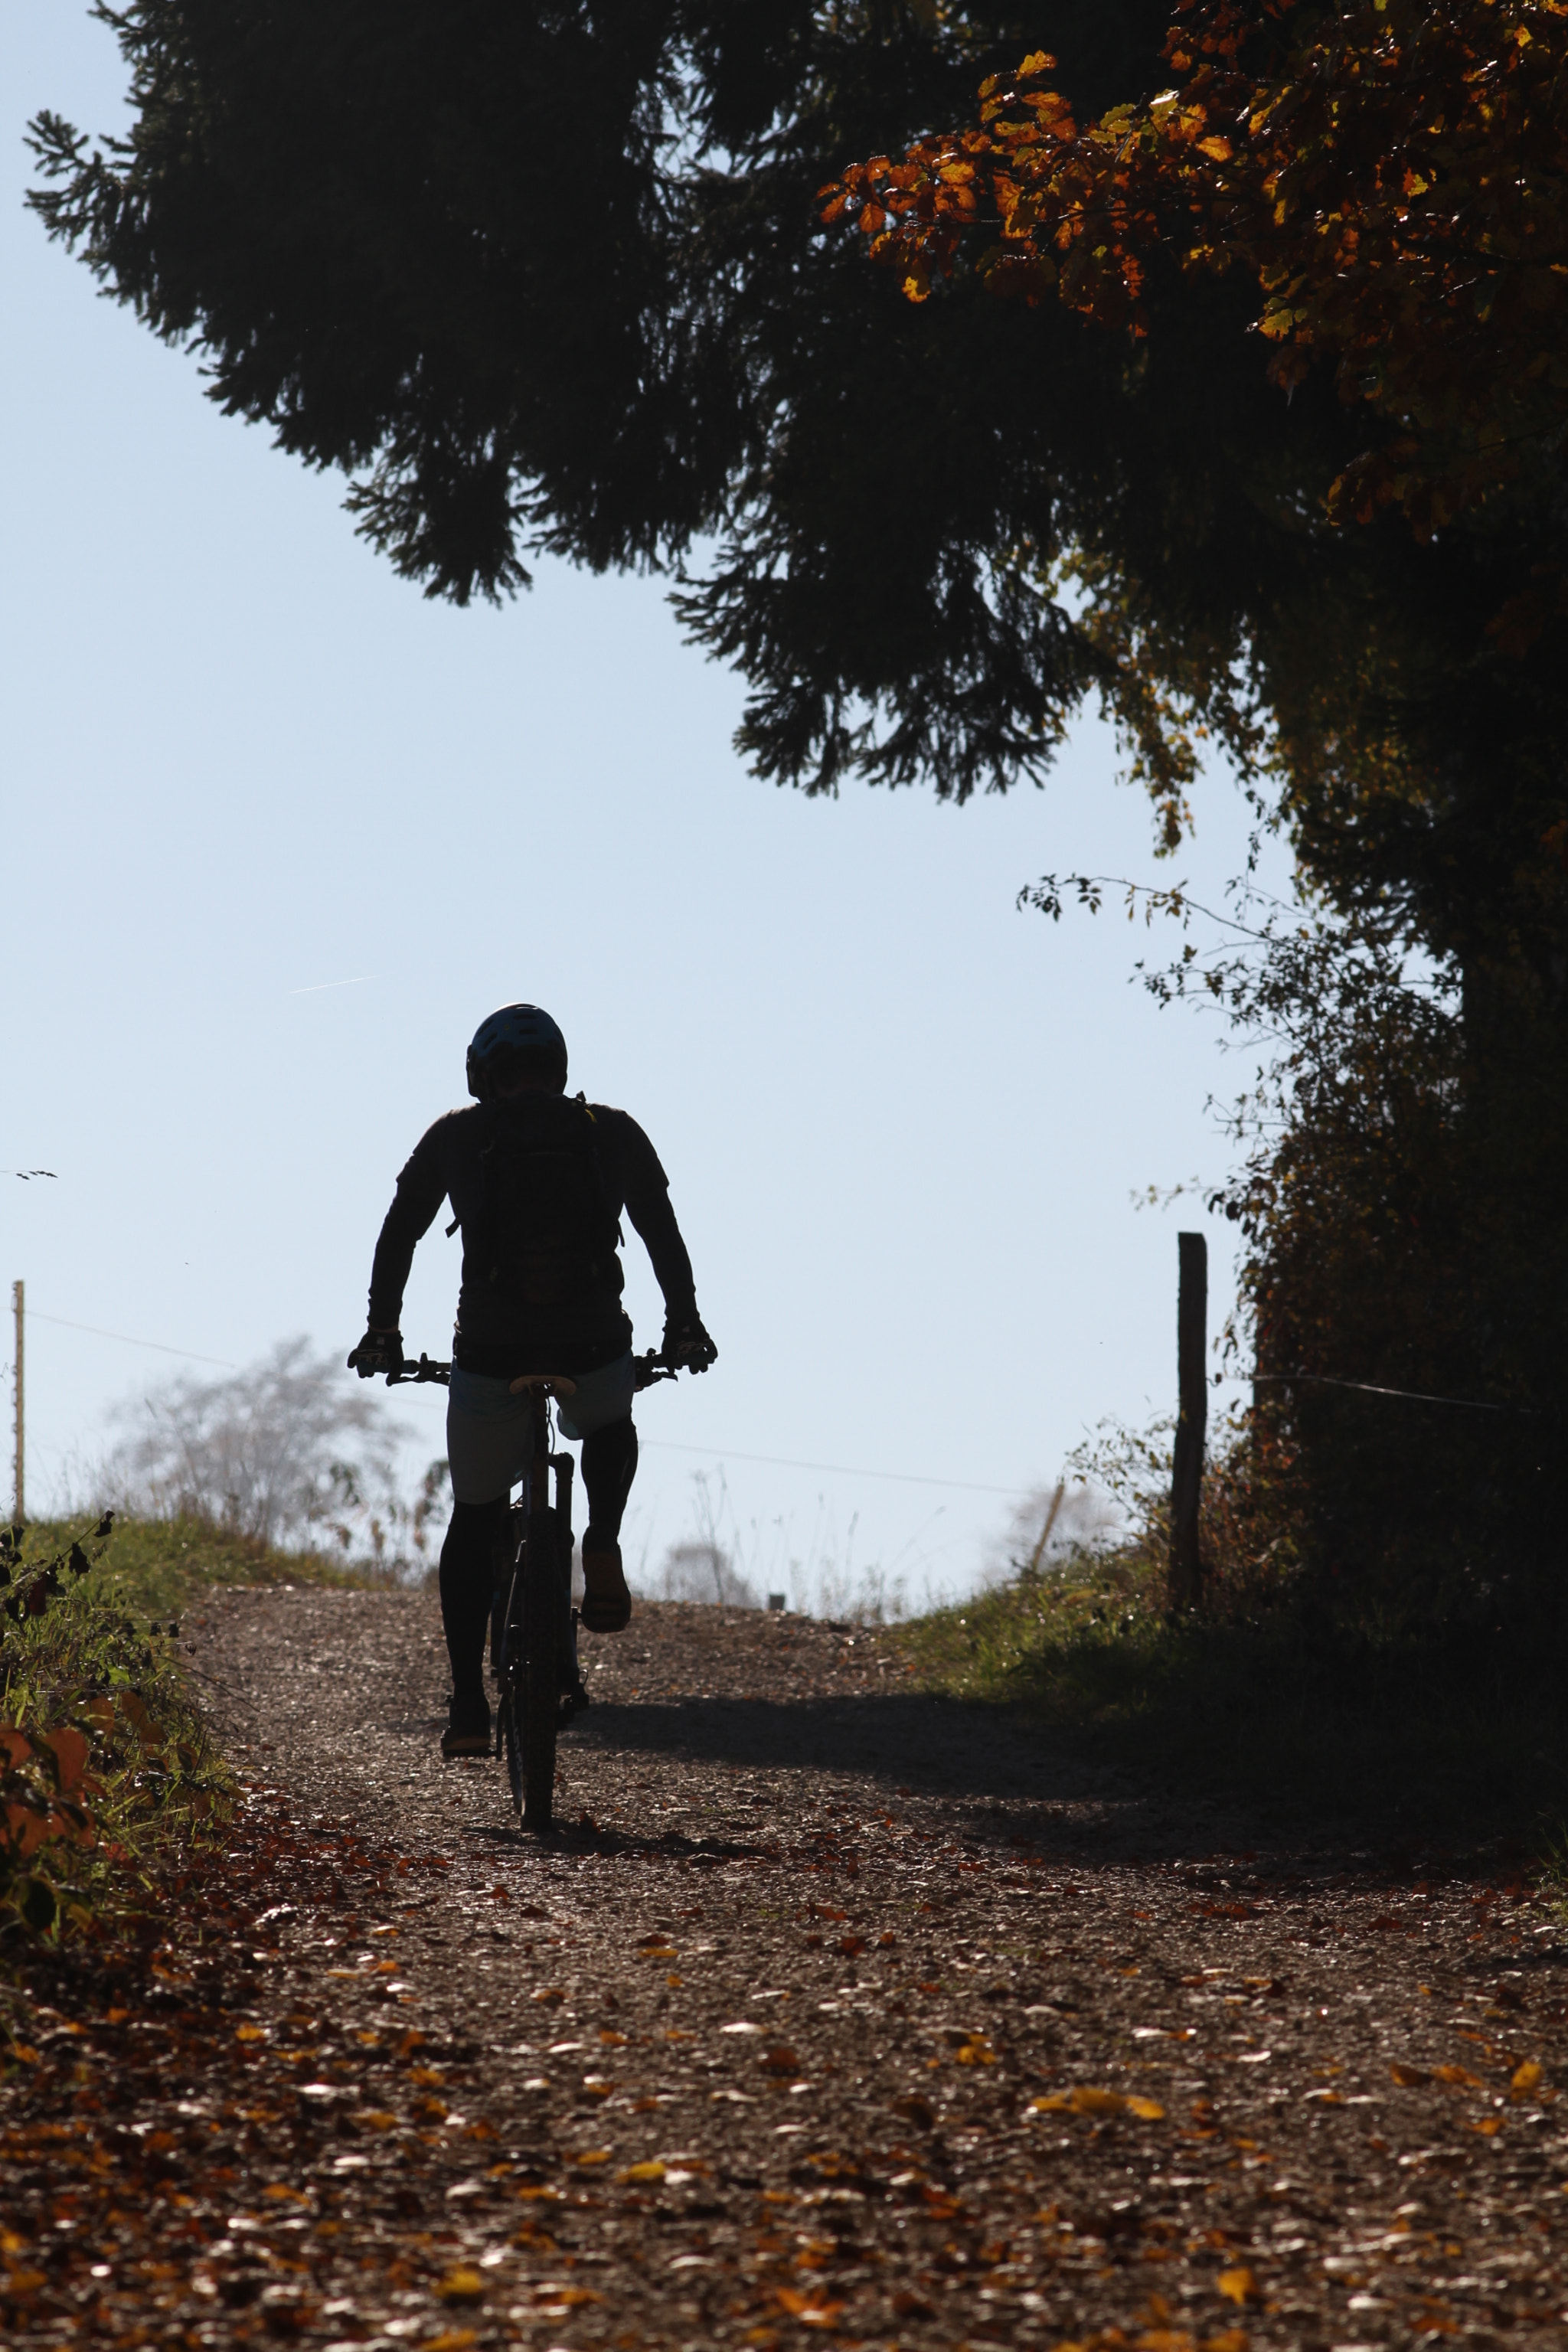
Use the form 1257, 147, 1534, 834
389, 1346, 684, 1832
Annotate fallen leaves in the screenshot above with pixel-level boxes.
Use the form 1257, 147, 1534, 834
1217, 2265, 1259, 2304
774, 2285, 844, 2325
1028, 2086, 1166, 2120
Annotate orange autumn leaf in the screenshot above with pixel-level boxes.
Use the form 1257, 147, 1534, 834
822, 0, 1568, 541
1217, 2267, 1259, 2305
775, 2288, 844, 2325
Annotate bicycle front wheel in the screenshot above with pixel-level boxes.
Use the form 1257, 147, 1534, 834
521, 1507, 560, 1831
499, 1679, 525, 1814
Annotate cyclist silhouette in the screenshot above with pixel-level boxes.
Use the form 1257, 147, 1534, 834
348, 1004, 715, 1756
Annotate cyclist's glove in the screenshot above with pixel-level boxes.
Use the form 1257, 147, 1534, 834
348, 1328, 404, 1380
662, 1312, 717, 1374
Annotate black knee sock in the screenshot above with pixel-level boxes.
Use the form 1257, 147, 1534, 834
581, 1416, 638, 1547
439, 1498, 508, 1695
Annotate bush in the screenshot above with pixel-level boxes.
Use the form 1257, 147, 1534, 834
0, 1517, 231, 1949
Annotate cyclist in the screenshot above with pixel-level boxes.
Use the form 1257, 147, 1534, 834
347, 1004, 716, 1757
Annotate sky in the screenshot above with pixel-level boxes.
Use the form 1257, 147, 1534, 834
4, 5, 1294, 1611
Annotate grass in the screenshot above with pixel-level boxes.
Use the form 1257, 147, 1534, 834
33, 1511, 396, 1623
894, 1550, 1568, 1851
0, 1514, 387, 1959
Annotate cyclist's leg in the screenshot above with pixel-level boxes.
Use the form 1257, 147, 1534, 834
438, 1499, 508, 1698
556, 1354, 636, 1634
581, 1417, 638, 1547
441, 1371, 533, 1750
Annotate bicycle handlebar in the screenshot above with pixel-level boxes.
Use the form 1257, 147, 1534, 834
387, 1348, 684, 1393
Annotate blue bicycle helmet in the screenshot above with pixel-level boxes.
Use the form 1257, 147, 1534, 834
466, 1004, 568, 1099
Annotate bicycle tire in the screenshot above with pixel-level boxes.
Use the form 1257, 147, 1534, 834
500, 1678, 525, 1815
521, 1506, 560, 1831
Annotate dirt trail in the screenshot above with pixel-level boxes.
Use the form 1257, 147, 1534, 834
6, 1584, 1568, 2350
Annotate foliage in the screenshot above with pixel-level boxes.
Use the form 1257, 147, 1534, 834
899, 1426, 1568, 1837
827, 0, 1568, 546
26, 0, 1328, 805
0, 1518, 232, 1950
1025, 878, 1566, 1599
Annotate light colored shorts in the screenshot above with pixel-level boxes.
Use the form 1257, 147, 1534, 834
446, 1351, 637, 1506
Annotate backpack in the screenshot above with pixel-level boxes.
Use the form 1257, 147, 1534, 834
467, 1095, 620, 1312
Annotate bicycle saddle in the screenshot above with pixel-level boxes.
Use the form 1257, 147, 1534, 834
506, 1372, 579, 1396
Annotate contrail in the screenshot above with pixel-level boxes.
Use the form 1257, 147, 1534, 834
289, 975, 378, 995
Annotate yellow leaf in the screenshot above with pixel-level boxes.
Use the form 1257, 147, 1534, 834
425, 2334, 478, 2352
1468, 2115, 1503, 2136
1029, 2093, 1071, 2112
1512, 2060, 1544, 2096
436, 2269, 487, 2303
574, 2149, 612, 2167
234, 2024, 266, 2043
620, 2161, 666, 2183
1390, 2062, 1429, 2087
354, 2110, 397, 2132
1125, 2096, 1166, 2121
1432, 2064, 1483, 2089
1070, 2086, 1124, 2115
1202, 2334, 1250, 2352
1217, 2268, 1259, 2305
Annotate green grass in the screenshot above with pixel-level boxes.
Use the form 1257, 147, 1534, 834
893, 1553, 1568, 1850
33, 1512, 394, 1623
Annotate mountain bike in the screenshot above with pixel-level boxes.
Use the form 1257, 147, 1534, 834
390, 1347, 678, 1834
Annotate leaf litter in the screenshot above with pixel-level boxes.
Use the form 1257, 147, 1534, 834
2, 1585, 1567, 2347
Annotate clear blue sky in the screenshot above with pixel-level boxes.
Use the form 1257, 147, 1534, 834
5, 5, 1292, 1606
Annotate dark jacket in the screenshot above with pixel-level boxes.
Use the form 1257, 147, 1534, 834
367, 1097, 697, 1375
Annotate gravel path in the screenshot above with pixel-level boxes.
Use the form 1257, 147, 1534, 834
6, 1583, 1568, 2350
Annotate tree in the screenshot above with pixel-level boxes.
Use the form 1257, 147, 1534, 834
103, 1337, 446, 1570
30, 0, 1328, 812
822, 4, 1568, 1587
28, 5, 1566, 1578
828, 2, 1568, 543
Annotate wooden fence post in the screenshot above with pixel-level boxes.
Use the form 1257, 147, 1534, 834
11, 1279, 23, 1531
1168, 1232, 1207, 1610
